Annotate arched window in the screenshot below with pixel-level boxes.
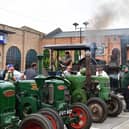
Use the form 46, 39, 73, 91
6, 46, 21, 70
26, 49, 37, 68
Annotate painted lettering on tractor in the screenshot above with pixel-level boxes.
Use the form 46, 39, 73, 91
59, 109, 72, 116
3, 89, 15, 97
31, 83, 38, 90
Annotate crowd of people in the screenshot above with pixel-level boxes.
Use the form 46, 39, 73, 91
2, 62, 38, 82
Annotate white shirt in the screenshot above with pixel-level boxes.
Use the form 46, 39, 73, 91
14, 70, 22, 80
96, 70, 109, 78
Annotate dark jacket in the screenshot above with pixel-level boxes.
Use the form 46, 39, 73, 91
121, 71, 129, 88
24, 68, 37, 80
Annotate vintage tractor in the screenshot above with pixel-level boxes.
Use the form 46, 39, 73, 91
14, 54, 92, 129
43, 43, 123, 123
65, 51, 123, 123
0, 54, 92, 129
0, 80, 54, 129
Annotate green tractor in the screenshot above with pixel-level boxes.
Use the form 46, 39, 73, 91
16, 55, 92, 129
0, 81, 53, 129
43, 43, 123, 123
0, 54, 93, 129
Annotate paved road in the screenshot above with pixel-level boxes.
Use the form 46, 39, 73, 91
64, 97, 129, 129
91, 111, 129, 129
64, 111, 129, 129
91, 98, 129, 129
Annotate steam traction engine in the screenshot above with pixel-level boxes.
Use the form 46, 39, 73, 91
43, 43, 123, 123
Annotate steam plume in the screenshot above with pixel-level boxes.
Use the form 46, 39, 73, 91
90, 0, 129, 29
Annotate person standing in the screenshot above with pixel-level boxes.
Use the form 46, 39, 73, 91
24, 62, 37, 80
96, 67, 109, 78
4, 64, 16, 82
121, 65, 129, 112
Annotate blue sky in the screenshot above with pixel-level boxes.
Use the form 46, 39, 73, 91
0, 0, 129, 33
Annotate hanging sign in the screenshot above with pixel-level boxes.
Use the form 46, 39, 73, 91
0, 34, 6, 44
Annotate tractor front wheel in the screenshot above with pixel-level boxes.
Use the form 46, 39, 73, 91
87, 97, 108, 123
66, 103, 92, 129
106, 93, 123, 117
38, 108, 64, 129
19, 113, 52, 129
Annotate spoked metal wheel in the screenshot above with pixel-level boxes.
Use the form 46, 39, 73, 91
38, 108, 64, 129
19, 113, 52, 129
66, 103, 92, 129
87, 97, 108, 123
106, 93, 123, 117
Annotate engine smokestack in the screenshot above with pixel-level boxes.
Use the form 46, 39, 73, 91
90, 42, 97, 59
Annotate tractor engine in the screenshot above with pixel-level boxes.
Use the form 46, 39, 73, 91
43, 78, 71, 111
15, 77, 71, 118
15, 80, 40, 119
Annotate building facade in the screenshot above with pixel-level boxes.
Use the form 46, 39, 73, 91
40, 28, 129, 66
1, 24, 129, 71
0, 24, 44, 71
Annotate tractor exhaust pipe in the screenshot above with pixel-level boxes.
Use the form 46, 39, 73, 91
35, 54, 46, 88
35, 54, 47, 102
90, 42, 97, 60
37, 54, 43, 75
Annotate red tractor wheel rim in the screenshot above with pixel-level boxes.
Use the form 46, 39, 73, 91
46, 115, 57, 129
24, 122, 43, 129
70, 107, 87, 129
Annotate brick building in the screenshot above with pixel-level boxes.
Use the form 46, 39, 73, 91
40, 28, 129, 66
1, 24, 129, 71
0, 24, 44, 71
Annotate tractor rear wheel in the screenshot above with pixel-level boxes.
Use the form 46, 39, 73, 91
66, 103, 92, 129
106, 93, 123, 117
38, 108, 64, 129
87, 97, 108, 123
19, 113, 52, 129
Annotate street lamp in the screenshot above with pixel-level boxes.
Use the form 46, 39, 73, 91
73, 22, 89, 61
73, 22, 89, 43
83, 21, 89, 29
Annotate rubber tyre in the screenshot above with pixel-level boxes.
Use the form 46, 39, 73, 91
38, 108, 64, 129
106, 93, 123, 117
87, 97, 108, 123
66, 103, 92, 129
19, 113, 52, 129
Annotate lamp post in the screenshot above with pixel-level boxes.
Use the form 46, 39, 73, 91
73, 22, 89, 44
73, 22, 89, 61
